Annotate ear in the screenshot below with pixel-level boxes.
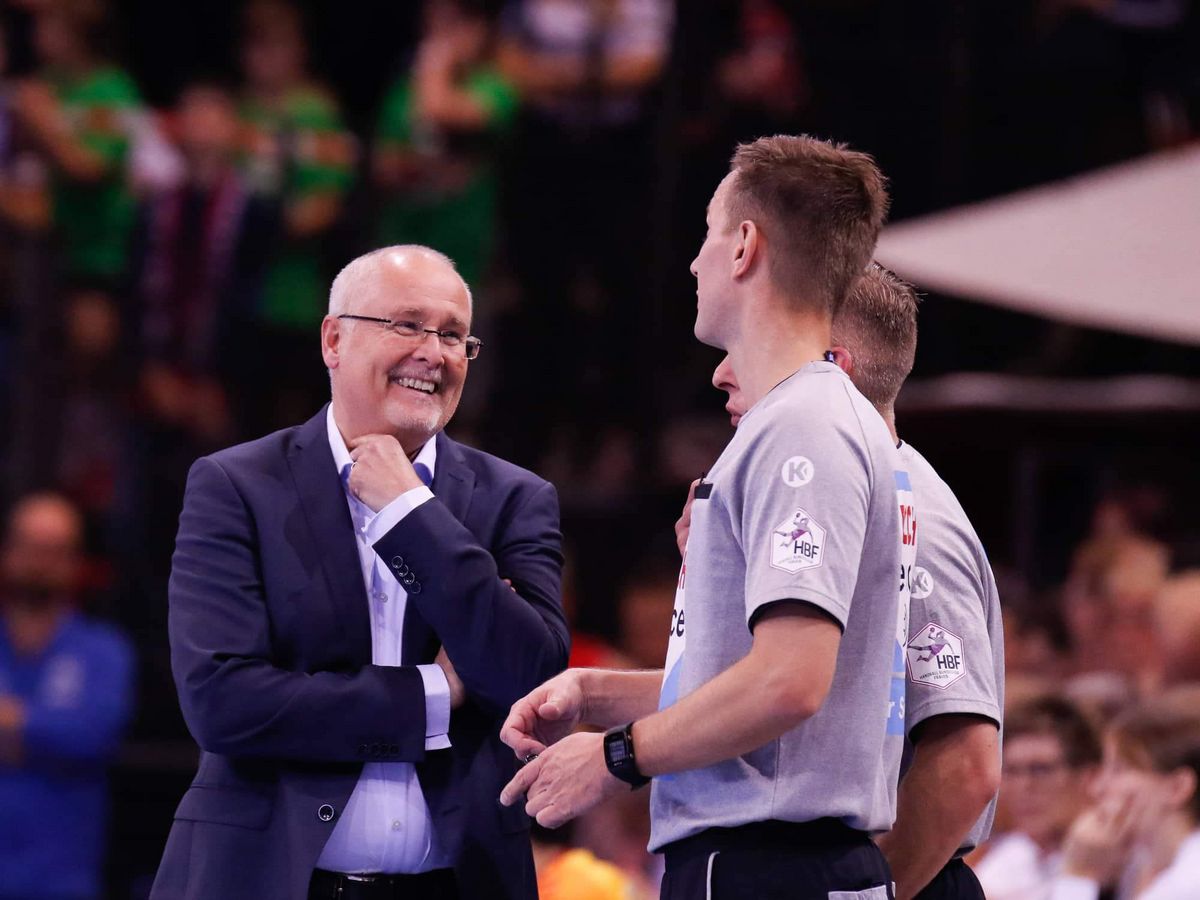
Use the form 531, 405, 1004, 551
829, 345, 854, 377
320, 316, 341, 369
732, 220, 759, 279
1165, 766, 1197, 811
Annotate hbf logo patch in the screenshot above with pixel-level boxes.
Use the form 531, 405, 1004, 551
905, 622, 966, 689
770, 508, 826, 573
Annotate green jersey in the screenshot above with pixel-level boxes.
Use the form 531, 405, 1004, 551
239, 85, 355, 331
50, 66, 141, 280
375, 68, 517, 288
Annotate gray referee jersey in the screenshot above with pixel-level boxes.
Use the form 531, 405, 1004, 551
899, 441, 1004, 852
650, 361, 914, 850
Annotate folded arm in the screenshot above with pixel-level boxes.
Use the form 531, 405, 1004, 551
170, 456, 434, 763
372, 479, 569, 715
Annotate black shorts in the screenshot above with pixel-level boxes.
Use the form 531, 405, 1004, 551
913, 858, 984, 900
659, 819, 894, 900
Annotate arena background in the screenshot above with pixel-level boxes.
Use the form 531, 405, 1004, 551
1, 1, 1198, 896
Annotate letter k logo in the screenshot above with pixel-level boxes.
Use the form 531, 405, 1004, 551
781, 456, 814, 488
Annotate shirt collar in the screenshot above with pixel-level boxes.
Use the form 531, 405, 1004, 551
740, 359, 843, 428
325, 404, 438, 485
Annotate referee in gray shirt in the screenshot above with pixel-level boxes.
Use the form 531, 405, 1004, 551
500, 135, 908, 899
707, 265, 1004, 899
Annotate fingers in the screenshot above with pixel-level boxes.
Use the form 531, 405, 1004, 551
675, 479, 700, 556
500, 704, 548, 758
535, 804, 567, 829
503, 730, 547, 760
346, 434, 385, 450
499, 755, 542, 807
1108, 784, 1151, 841
518, 765, 565, 828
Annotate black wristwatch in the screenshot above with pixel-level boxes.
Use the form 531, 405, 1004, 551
602, 722, 650, 789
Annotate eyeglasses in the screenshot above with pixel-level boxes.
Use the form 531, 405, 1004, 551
337, 315, 482, 360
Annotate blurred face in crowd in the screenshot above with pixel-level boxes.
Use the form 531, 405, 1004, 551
425, 0, 488, 62
1, 495, 84, 610
177, 86, 240, 170
33, 12, 87, 69
712, 355, 746, 427
1090, 733, 1198, 839
241, 13, 305, 93
322, 249, 471, 453
66, 289, 120, 361
1002, 733, 1093, 849
691, 173, 742, 349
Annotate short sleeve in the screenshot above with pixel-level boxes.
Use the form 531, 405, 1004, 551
904, 518, 1002, 733
70, 69, 141, 168
734, 413, 872, 630
287, 89, 354, 195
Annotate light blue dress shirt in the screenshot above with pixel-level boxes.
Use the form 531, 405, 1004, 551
316, 407, 453, 874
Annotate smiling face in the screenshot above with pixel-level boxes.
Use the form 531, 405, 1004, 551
322, 249, 471, 452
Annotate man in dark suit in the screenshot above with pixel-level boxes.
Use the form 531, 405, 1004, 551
152, 245, 569, 900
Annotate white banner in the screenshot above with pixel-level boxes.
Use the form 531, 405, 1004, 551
877, 147, 1200, 346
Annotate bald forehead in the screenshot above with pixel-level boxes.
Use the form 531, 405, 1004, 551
331, 245, 472, 322
361, 247, 465, 299
379, 246, 457, 282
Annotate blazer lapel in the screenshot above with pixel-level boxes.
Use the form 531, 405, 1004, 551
287, 406, 372, 664
432, 431, 476, 523
400, 432, 477, 666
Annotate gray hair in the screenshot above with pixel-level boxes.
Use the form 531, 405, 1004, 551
327, 245, 472, 317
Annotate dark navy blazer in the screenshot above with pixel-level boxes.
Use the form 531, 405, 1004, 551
151, 407, 568, 900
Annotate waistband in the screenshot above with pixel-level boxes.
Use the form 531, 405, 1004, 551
309, 867, 456, 900
661, 818, 871, 868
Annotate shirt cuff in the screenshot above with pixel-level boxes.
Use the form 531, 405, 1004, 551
417, 663, 452, 751
366, 485, 434, 543
1050, 875, 1101, 900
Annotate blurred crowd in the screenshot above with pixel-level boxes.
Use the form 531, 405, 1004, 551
971, 485, 1200, 898
1, 0, 1199, 897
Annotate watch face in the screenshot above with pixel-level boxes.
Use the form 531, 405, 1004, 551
606, 734, 629, 764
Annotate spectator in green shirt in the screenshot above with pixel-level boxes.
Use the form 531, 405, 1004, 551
373, 0, 518, 290
14, 0, 141, 283
238, 0, 354, 335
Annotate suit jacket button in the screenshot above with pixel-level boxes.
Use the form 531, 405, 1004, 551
318, 804, 335, 822
408, 581, 422, 594
391, 556, 404, 569
357, 744, 368, 756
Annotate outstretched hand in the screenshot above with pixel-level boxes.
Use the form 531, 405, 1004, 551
498, 731, 624, 828
499, 669, 588, 760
